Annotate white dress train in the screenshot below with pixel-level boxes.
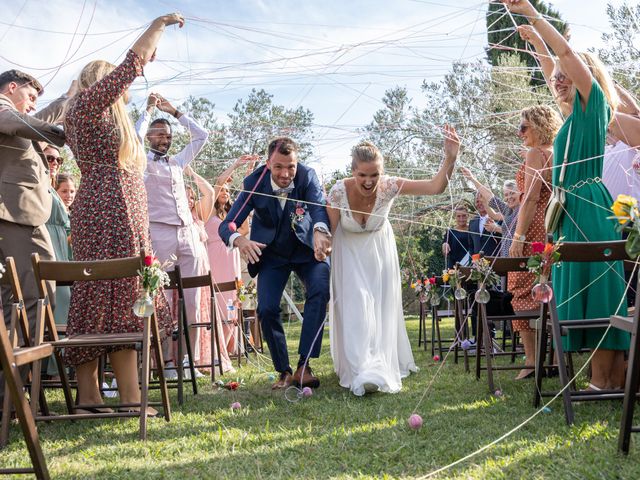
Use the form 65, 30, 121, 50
329, 176, 418, 396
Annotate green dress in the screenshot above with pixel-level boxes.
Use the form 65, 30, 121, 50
552, 79, 630, 352
45, 189, 72, 374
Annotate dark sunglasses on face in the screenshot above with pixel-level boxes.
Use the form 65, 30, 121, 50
45, 154, 63, 165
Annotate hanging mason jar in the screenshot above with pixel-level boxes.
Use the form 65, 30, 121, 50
474, 283, 490, 304
429, 292, 440, 307
133, 289, 154, 317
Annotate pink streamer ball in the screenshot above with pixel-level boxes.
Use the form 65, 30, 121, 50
228, 222, 237, 233
461, 339, 471, 351
494, 389, 503, 397
433, 355, 440, 362
408, 414, 423, 430
230, 401, 242, 410
302, 387, 313, 398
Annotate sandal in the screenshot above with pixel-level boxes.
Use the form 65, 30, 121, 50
515, 368, 535, 380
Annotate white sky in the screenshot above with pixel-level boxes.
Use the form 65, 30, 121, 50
0, 0, 631, 176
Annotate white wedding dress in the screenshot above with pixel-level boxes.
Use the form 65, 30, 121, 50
328, 176, 418, 396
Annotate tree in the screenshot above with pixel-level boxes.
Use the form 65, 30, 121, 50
486, 0, 567, 83
597, 2, 640, 95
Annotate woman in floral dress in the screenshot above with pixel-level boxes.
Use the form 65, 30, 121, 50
64, 13, 184, 412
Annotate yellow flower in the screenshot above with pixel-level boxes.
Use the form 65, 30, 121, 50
442, 273, 450, 282
410, 283, 416, 289
616, 194, 637, 208
612, 194, 638, 224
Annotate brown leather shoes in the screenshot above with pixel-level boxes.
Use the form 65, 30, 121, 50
292, 365, 320, 388
271, 371, 293, 390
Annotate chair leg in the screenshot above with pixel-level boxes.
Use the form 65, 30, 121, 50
177, 299, 184, 406
151, 316, 171, 423
480, 305, 495, 393
418, 302, 424, 348
548, 298, 574, 425
434, 306, 443, 359
1, 380, 11, 447
533, 307, 548, 408
0, 355, 50, 479
180, 298, 198, 396
619, 320, 640, 454
475, 308, 483, 381
139, 318, 151, 441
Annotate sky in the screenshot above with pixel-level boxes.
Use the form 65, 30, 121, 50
0, 0, 632, 177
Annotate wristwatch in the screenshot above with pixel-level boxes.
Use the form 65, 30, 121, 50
514, 233, 526, 242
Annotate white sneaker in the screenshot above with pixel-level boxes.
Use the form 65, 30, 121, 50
164, 361, 178, 380
182, 356, 204, 379
103, 379, 118, 398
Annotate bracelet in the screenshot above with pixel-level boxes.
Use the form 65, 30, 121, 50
529, 12, 543, 26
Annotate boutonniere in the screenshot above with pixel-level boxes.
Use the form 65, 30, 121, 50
290, 202, 306, 231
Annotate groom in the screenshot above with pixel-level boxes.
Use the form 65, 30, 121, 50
219, 137, 332, 389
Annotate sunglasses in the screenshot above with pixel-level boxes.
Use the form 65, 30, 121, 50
45, 154, 63, 165
550, 72, 568, 84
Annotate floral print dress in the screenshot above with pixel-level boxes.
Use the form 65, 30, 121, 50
64, 50, 172, 366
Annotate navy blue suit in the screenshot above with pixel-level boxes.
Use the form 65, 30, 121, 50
219, 164, 330, 373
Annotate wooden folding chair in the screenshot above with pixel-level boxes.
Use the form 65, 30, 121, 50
0, 290, 53, 479
1, 257, 50, 447
182, 272, 225, 382
460, 257, 541, 393
162, 266, 198, 405
612, 274, 640, 454
533, 239, 631, 425
31, 251, 171, 440
209, 277, 245, 369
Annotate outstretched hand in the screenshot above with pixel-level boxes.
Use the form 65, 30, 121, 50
459, 166, 473, 181
234, 236, 266, 264
443, 124, 460, 162
313, 230, 332, 262
518, 25, 542, 45
500, 0, 536, 16
161, 13, 185, 28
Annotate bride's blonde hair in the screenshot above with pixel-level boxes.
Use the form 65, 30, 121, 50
351, 141, 384, 170
75, 60, 146, 174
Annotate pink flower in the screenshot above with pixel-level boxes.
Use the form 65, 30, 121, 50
531, 242, 545, 254
295, 207, 305, 216
429, 277, 436, 285
144, 255, 154, 267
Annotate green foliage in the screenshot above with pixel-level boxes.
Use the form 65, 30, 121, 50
597, 2, 640, 96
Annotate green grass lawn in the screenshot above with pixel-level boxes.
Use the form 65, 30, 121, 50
2, 317, 640, 479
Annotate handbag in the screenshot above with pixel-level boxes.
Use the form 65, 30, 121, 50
544, 122, 572, 233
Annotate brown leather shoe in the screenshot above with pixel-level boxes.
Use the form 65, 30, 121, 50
292, 365, 320, 388
272, 371, 293, 390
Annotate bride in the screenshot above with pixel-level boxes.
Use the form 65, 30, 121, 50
327, 125, 460, 396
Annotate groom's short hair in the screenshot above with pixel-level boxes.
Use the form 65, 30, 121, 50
268, 137, 298, 159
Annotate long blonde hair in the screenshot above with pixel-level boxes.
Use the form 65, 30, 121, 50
76, 60, 146, 174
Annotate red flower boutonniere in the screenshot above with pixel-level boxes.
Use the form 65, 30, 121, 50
290, 202, 307, 231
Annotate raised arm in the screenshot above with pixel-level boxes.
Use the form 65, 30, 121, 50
502, 0, 593, 106
610, 113, 640, 148
460, 166, 494, 202
131, 13, 184, 65
214, 155, 259, 202
184, 165, 214, 222
517, 25, 555, 83
398, 124, 459, 195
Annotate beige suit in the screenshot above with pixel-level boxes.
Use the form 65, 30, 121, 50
0, 93, 67, 334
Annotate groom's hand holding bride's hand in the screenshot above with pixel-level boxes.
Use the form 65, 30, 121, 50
234, 236, 266, 264
313, 230, 332, 262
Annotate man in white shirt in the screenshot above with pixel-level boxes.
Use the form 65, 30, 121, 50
136, 93, 209, 379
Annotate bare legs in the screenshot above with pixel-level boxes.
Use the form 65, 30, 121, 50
590, 349, 625, 390
515, 329, 536, 380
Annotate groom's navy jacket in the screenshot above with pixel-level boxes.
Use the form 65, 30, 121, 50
219, 163, 330, 276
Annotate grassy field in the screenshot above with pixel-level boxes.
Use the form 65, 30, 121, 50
2, 317, 640, 479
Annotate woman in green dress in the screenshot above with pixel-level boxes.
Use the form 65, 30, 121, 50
44, 145, 75, 377
502, 0, 630, 390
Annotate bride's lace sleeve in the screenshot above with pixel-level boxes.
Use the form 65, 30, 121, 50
327, 180, 345, 207
379, 176, 401, 202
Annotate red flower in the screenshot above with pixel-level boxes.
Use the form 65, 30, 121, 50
543, 243, 554, 255
471, 254, 481, 262
295, 207, 305, 216
228, 381, 239, 391
429, 277, 436, 285
531, 242, 545, 254
144, 255, 154, 266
